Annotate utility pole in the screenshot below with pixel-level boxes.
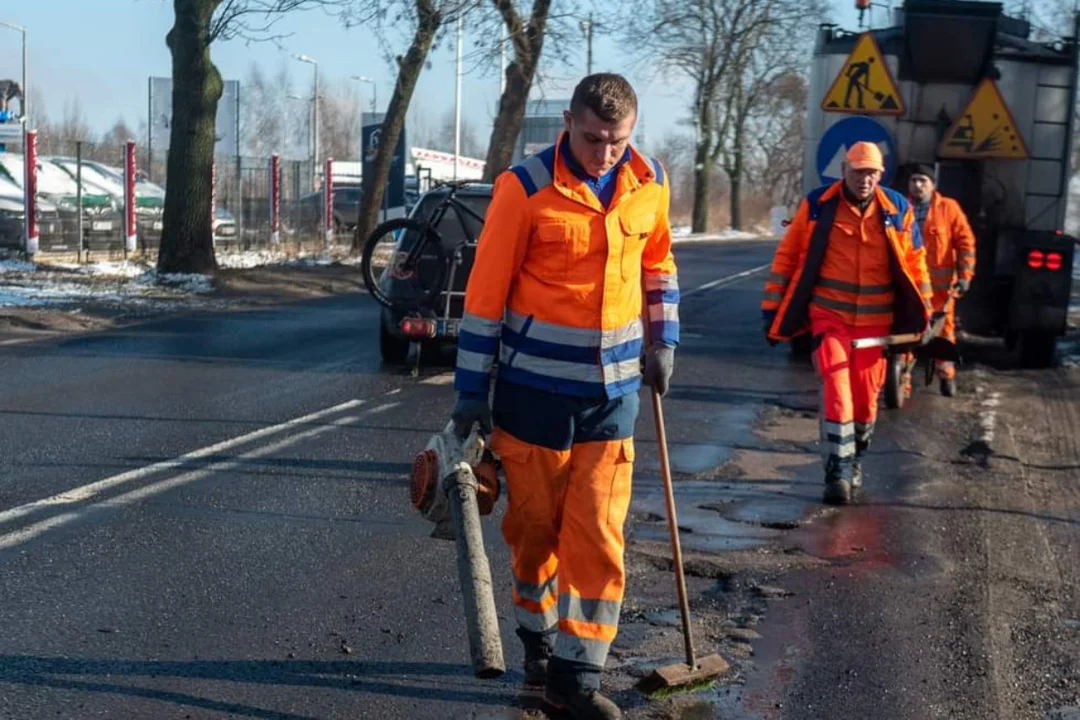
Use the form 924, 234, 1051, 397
454, 11, 464, 180
294, 54, 319, 189
579, 14, 594, 75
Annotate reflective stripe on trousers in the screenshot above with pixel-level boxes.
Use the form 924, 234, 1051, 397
491, 381, 638, 670
810, 307, 890, 466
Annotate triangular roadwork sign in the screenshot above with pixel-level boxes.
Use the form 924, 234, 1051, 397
821, 33, 905, 116
938, 78, 1028, 159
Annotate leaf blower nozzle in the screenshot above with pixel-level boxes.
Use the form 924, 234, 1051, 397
408, 421, 505, 679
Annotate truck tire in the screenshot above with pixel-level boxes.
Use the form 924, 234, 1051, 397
885, 353, 905, 409
1018, 330, 1057, 369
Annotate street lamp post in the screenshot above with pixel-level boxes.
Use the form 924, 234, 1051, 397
0, 21, 27, 124
350, 76, 377, 118
285, 93, 308, 160
293, 54, 319, 188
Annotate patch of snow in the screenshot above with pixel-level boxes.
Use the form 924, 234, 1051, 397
673, 228, 769, 244
74, 261, 153, 279
0, 260, 38, 274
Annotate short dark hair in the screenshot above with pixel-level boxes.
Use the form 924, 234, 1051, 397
570, 73, 638, 123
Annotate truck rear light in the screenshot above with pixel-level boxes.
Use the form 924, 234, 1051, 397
401, 318, 437, 339
1046, 252, 1063, 271
1027, 249, 1045, 269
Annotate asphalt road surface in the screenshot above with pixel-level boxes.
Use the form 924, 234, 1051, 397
0, 239, 1077, 720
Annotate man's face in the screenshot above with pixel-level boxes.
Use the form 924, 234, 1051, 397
843, 164, 881, 201
908, 174, 935, 202
563, 107, 636, 177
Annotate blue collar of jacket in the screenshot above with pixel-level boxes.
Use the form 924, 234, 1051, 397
559, 134, 630, 208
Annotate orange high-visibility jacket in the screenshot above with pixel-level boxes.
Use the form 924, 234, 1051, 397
762, 182, 932, 341
454, 136, 678, 399
919, 191, 976, 295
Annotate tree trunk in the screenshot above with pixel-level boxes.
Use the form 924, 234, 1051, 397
692, 139, 711, 234
482, 61, 532, 181
159, 0, 223, 275
481, 0, 551, 182
691, 97, 714, 233
354, 0, 441, 250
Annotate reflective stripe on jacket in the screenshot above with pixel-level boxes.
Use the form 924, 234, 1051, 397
762, 181, 932, 341
455, 135, 678, 399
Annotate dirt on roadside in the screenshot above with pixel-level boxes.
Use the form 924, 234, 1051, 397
0, 262, 366, 345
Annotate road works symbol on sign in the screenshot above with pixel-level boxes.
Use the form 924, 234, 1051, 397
821, 33, 904, 115
938, 78, 1028, 159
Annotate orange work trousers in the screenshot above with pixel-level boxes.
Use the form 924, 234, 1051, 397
489, 380, 638, 684
810, 307, 890, 463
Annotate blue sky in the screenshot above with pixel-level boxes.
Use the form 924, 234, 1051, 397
0, 0, 860, 156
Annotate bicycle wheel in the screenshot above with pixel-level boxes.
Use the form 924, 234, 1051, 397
360, 217, 449, 310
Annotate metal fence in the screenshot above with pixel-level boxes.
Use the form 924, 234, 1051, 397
1, 133, 364, 259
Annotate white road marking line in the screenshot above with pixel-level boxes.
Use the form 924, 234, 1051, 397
0, 398, 367, 530
421, 374, 455, 386
0, 402, 400, 551
683, 263, 771, 298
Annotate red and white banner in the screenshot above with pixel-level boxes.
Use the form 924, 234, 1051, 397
24, 129, 38, 256
124, 140, 137, 252
324, 157, 334, 244
270, 154, 280, 245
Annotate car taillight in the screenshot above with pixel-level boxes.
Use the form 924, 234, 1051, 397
400, 318, 436, 339
1046, 252, 1063, 271
1028, 249, 1045, 269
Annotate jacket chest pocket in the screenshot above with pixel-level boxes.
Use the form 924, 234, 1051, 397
619, 212, 656, 281
531, 220, 592, 282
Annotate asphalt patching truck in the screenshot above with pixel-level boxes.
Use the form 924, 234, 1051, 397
802, 0, 1077, 368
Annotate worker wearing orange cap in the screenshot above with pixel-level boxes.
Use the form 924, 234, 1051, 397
905, 163, 976, 398
762, 142, 932, 504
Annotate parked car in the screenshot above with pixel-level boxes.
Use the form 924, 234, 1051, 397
0, 174, 63, 250
298, 184, 363, 234
213, 206, 238, 245
0, 154, 118, 251
48, 157, 164, 250
377, 182, 493, 364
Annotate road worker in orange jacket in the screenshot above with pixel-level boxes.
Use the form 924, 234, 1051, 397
762, 142, 932, 505
450, 73, 678, 720
906, 163, 976, 397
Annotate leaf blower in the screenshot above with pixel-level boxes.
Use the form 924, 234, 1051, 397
409, 421, 505, 679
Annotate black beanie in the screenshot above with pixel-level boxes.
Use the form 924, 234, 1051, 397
907, 163, 936, 181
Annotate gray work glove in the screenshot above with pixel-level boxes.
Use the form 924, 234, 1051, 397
955, 278, 971, 297
450, 392, 492, 439
642, 344, 675, 397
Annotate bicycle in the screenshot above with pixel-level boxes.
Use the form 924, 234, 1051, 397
360, 179, 486, 313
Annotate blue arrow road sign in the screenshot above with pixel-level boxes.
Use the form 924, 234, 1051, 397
816, 116, 897, 186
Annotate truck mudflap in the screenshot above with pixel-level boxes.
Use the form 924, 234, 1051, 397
1008, 231, 1076, 335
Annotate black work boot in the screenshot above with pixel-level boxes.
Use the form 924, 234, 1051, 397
823, 456, 853, 506
940, 377, 956, 397
545, 658, 621, 719
852, 440, 869, 490
518, 628, 554, 688
544, 687, 622, 720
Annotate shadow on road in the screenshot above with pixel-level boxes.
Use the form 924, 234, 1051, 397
0, 656, 523, 719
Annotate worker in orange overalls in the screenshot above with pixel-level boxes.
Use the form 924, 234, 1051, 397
450, 73, 678, 720
906, 163, 976, 397
762, 142, 932, 505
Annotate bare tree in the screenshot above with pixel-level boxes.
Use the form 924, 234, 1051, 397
319, 79, 363, 160
625, 0, 752, 233
744, 71, 806, 211
479, 0, 553, 180
434, 108, 486, 157
354, 0, 470, 249
713, 0, 814, 229
160, 0, 353, 275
